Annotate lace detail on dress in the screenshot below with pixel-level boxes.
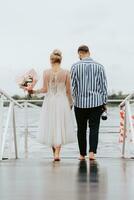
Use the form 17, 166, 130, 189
49, 72, 59, 95
42, 68, 73, 106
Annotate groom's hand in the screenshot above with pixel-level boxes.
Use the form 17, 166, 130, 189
102, 104, 107, 112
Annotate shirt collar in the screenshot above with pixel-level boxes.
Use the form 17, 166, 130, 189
82, 57, 93, 61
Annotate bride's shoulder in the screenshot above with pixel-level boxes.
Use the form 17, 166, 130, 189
43, 69, 51, 74
42, 69, 51, 79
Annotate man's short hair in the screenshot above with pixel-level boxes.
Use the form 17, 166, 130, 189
78, 45, 89, 53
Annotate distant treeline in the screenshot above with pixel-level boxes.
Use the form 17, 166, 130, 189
108, 91, 128, 100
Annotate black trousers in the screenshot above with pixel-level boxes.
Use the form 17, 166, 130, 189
74, 106, 103, 156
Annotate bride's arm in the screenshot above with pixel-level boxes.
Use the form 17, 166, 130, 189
36, 70, 48, 94
66, 71, 73, 107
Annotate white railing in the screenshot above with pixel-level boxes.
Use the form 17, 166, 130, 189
0, 89, 23, 160
119, 93, 134, 158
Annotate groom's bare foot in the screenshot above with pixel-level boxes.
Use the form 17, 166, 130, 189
89, 152, 95, 160
79, 155, 85, 161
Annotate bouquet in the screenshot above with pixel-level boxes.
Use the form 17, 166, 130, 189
16, 69, 38, 98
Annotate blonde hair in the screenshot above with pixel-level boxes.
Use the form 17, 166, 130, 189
50, 49, 62, 64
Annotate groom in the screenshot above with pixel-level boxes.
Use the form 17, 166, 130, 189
71, 45, 108, 160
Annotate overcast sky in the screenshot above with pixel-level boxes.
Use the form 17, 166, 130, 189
0, 0, 134, 95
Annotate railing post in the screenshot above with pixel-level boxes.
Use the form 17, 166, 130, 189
0, 90, 22, 160
0, 102, 13, 160
127, 101, 134, 143
122, 102, 127, 158
12, 104, 18, 159
24, 101, 28, 155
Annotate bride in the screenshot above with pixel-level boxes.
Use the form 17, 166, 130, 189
26, 49, 75, 161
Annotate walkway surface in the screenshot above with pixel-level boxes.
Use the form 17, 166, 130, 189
0, 157, 134, 200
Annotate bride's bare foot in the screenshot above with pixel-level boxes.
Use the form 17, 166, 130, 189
54, 154, 60, 162
79, 155, 85, 161
89, 152, 95, 160
53, 146, 61, 162
54, 157, 60, 162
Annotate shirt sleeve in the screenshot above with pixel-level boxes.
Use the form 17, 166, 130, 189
70, 65, 77, 98
100, 66, 108, 105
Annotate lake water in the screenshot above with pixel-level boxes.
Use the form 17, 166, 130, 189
2, 105, 134, 159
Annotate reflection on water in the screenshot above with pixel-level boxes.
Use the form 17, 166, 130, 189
77, 160, 88, 183
77, 160, 99, 183
89, 160, 99, 183
77, 160, 108, 200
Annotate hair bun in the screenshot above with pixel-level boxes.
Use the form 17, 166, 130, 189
52, 49, 62, 57
50, 49, 62, 64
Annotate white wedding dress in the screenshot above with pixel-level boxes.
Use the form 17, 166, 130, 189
38, 68, 75, 146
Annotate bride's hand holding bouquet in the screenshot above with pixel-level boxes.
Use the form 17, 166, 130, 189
16, 69, 38, 98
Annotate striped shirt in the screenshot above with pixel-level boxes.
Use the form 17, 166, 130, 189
70, 57, 108, 108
